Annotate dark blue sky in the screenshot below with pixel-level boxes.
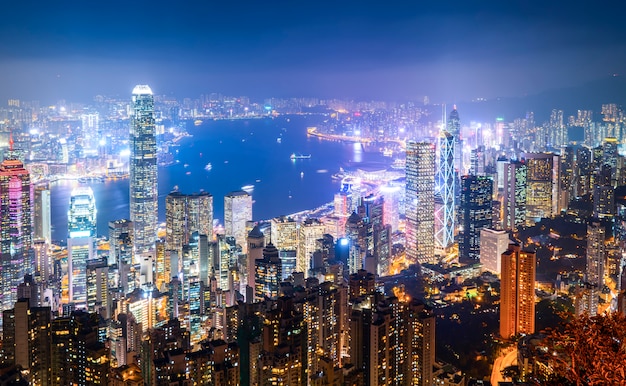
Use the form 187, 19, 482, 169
1, 0, 625, 102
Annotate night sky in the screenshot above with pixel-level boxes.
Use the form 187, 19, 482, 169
1, 0, 626, 102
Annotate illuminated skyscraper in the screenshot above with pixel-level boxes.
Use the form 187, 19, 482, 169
503, 160, 527, 231
581, 220, 605, 316
270, 216, 298, 252
297, 218, 325, 276
523, 153, 560, 224
479, 228, 510, 275
459, 175, 493, 263
108, 219, 134, 293
33, 184, 51, 243
130, 85, 157, 255
224, 191, 252, 254
447, 106, 462, 174
254, 243, 282, 302
435, 130, 455, 249
166, 191, 213, 255
406, 141, 435, 264
67, 187, 97, 307
500, 243, 536, 339
0, 157, 33, 315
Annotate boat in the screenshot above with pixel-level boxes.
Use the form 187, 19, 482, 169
194, 120, 203, 126
277, 138, 282, 143
290, 153, 311, 160
184, 164, 189, 168
186, 171, 191, 175
300, 172, 304, 178
204, 163, 212, 171
241, 184, 254, 193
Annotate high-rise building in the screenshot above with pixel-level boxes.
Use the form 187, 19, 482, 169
406, 141, 435, 264
2, 299, 52, 385
109, 219, 134, 294
479, 228, 510, 275
86, 258, 109, 318
503, 160, 527, 231
0, 157, 33, 315
350, 297, 434, 385
576, 146, 592, 196
447, 106, 462, 174
67, 187, 97, 307
500, 243, 536, 339
130, 85, 158, 255
254, 243, 282, 302
166, 191, 213, 254
224, 191, 252, 254
523, 153, 560, 224
33, 184, 51, 243
581, 220, 605, 316
435, 130, 455, 250
51, 311, 110, 385
246, 226, 265, 301
297, 218, 325, 276
459, 175, 493, 263
270, 216, 298, 251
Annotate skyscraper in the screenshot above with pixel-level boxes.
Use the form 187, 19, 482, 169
67, 187, 97, 307
479, 228, 510, 275
33, 184, 51, 243
447, 106, 462, 174
435, 130, 455, 250
130, 85, 157, 255
406, 141, 435, 264
0, 157, 33, 315
254, 243, 282, 301
297, 218, 325, 276
459, 175, 493, 263
224, 191, 252, 254
503, 160, 527, 231
581, 220, 605, 316
500, 243, 536, 339
523, 153, 560, 224
166, 191, 213, 255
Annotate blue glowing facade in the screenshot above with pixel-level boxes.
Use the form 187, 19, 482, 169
435, 130, 455, 249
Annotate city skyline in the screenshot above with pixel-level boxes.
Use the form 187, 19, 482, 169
2, 1, 626, 103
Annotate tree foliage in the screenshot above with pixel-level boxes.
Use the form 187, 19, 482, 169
532, 312, 626, 385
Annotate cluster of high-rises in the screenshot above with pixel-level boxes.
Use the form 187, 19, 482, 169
0, 85, 440, 385
2, 84, 626, 384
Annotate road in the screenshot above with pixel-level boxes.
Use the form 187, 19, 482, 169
491, 348, 518, 385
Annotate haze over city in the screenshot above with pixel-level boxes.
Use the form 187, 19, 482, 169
0, 1, 625, 385
2, 0, 626, 102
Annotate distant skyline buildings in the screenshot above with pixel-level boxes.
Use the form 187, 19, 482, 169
129, 85, 158, 256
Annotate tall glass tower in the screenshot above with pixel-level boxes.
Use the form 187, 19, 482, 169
447, 106, 462, 175
0, 158, 32, 315
435, 130, 455, 249
67, 186, 97, 306
130, 85, 158, 256
406, 141, 435, 264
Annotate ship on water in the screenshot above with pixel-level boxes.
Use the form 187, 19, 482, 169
290, 153, 311, 160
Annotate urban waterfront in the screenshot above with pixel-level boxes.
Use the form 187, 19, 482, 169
50, 115, 388, 242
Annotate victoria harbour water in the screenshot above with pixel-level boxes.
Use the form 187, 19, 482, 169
50, 115, 387, 242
